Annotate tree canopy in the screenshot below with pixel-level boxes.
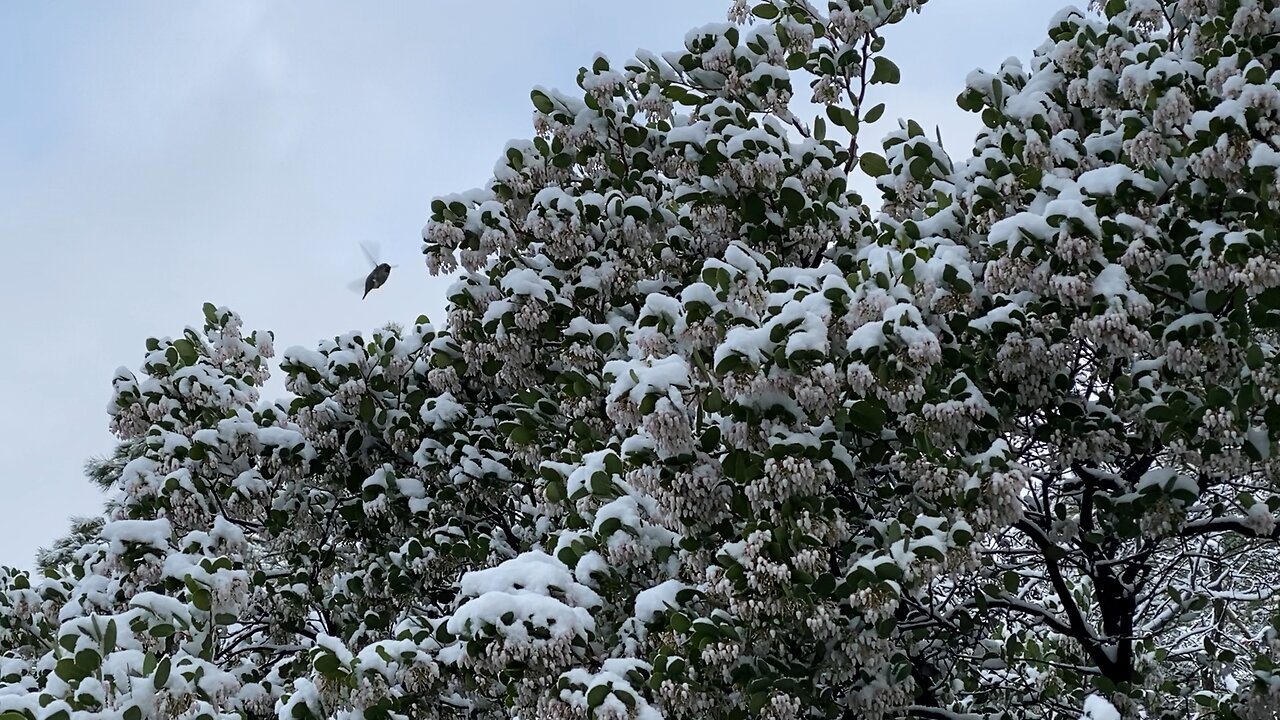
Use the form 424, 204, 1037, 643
3, 1, 1280, 719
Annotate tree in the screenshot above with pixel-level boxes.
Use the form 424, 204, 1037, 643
2, 1, 1279, 719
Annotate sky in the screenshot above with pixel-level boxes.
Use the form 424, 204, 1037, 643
0, 1, 1058, 569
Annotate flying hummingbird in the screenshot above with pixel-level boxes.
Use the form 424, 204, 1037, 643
348, 242, 397, 299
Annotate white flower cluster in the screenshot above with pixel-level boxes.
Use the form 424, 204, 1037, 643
746, 456, 832, 518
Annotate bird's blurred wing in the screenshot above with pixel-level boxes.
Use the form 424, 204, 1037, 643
347, 275, 368, 294
359, 241, 381, 268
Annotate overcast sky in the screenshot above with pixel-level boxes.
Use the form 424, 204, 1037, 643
0, 2, 1057, 569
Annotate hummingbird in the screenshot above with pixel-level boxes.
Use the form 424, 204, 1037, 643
362, 263, 392, 299
348, 242, 397, 299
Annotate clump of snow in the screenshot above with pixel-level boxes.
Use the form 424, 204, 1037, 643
605, 355, 690, 406
459, 550, 602, 609
634, 580, 687, 623
1080, 694, 1120, 720
100, 519, 172, 552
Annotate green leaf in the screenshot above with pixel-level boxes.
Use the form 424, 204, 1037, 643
315, 653, 341, 674
1193, 693, 1219, 708
839, 106, 859, 133
587, 684, 610, 708
75, 648, 101, 674
875, 562, 904, 581
848, 401, 886, 433
863, 102, 886, 124
1247, 344, 1265, 370
699, 425, 722, 453
742, 193, 766, 224
669, 611, 692, 632
54, 658, 82, 683
531, 90, 554, 114
104, 618, 118, 655
779, 186, 805, 213
909, 156, 932, 182
359, 396, 375, 423
813, 573, 836, 596
154, 656, 171, 687
172, 338, 198, 366
870, 57, 901, 85
1002, 571, 1020, 595
544, 479, 565, 503
590, 472, 614, 497
750, 3, 779, 19
859, 152, 890, 178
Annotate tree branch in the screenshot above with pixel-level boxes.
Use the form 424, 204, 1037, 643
900, 707, 984, 720
1181, 518, 1280, 539
981, 595, 1077, 637
1014, 519, 1113, 672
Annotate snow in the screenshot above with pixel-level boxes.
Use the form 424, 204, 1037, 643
639, 293, 687, 335
968, 302, 1023, 332
1005, 64, 1063, 121
605, 355, 690, 405
420, 393, 467, 430
100, 519, 172, 551
282, 346, 327, 372
13, 5, 1280, 717
1044, 197, 1101, 238
1091, 264, 1130, 300
1080, 694, 1120, 720
634, 580, 687, 623
256, 426, 307, 451
394, 476, 426, 499
666, 124, 708, 145
449, 592, 595, 641
459, 550, 602, 610
315, 634, 355, 664
593, 497, 642, 533
680, 282, 720, 307
499, 268, 555, 299
847, 321, 887, 355
988, 212, 1053, 248
1249, 143, 1280, 170
1135, 468, 1198, 503
128, 591, 189, 620
722, 242, 768, 275
847, 302, 929, 355
716, 325, 770, 366
574, 551, 609, 588
783, 301, 830, 356
1076, 165, 1156, 196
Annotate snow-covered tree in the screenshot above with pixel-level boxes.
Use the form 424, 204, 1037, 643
3, 1, 1280, 719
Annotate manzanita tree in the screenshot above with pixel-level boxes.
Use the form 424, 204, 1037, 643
3, 1, 1280, 719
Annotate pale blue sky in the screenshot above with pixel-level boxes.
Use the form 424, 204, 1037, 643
0, 2, 1056, 568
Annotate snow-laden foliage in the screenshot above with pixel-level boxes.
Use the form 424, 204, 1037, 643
3, 1, 1280, 719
